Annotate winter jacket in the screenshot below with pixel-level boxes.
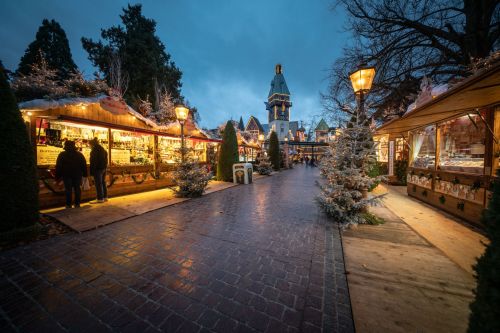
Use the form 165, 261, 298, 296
55, 149, 87, 179
90, 144, 108, 175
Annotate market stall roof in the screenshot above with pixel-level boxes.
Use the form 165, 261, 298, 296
375, 62, 500, 135
18, 95, 218, 142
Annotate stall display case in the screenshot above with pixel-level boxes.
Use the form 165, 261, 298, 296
111, 130, 154, 166
35, 119, 108, 166
157, 136, 181, 164
438, 113, 486, 174
410, 125, 436, 169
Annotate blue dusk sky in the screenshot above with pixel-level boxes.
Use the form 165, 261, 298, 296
0, 0, 348, 129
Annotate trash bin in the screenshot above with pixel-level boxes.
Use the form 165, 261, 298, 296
233, 163, 253, 184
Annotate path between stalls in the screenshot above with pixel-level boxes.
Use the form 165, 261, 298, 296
1, 165, 354, 332
342, 186, 485, 333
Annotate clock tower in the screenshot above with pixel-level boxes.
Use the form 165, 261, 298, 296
266, 64, 292, 141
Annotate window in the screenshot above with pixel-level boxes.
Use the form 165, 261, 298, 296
157, 136, 181, 164
111, 130, 154, 166
395, 138, 405, 160
35, 119, 108, 166
410, 125, 436, 169
374, 135, 389, 162
438, 113, 486, 174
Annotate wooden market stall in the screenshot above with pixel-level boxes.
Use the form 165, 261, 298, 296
374, 62, 500, 225
19, 96, 220, 208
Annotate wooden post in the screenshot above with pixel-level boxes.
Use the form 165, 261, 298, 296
434, 125, 440, 191
108, 128, 112, 166
484, 107, 494, 176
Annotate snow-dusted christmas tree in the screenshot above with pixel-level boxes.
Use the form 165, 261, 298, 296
256, 153, 272, 175
12, 52, 69, 101
317, 108, 381, 227
173, 146, 212, 198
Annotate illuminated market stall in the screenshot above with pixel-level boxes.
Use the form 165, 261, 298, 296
374, 62, 500, 225
19, 96, 220, 208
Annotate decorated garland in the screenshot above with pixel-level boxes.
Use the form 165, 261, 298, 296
106, 170, 119, 187
41, 178, 65, 195
131, 173, 149, 184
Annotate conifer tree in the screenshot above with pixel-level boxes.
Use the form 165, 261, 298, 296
82, 4, 182, 109
217, 121, 238, 181
0, 67, 39, 233
17, 19, 77, 80
468, 170, 500, 332
317, 107, 379, 227
256, 153, 272, 175
238, 116, 245, 131
173, 147, 211, 198
268, 131, 280, 171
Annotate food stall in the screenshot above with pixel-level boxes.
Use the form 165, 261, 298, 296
19, 96, 220, 208
374, 62, 500, 225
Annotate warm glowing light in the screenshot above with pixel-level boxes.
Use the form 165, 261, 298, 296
175, 105, 189, 123
27, 111, 33, 116
258, 134, 265, 142
284, 137, 288, 142
349, 65, 376, 94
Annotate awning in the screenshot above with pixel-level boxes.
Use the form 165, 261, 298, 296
376, 62, 500, 135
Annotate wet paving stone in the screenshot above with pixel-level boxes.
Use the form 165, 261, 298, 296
0, 166, 353, 332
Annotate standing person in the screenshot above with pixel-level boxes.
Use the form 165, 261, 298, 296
55, 140, 87, 208
89, 138, 108, 203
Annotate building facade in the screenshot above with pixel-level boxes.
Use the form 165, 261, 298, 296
266, 64, 292, 141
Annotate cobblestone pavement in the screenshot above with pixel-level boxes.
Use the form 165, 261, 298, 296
0, 166, 353, 333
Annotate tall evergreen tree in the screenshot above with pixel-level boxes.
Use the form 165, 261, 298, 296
468, 170, 500, 332
17, 19, 77, 80
82, 4, 182, 109
238, 116, 245, 131
0, 67, 39, 233
317, 108, 379, 227
217, 121, 238, 182
268, 131, 280, 171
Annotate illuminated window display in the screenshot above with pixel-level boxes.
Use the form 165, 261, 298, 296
190, 140, 207, 162
410, 125, 436, 169
438, 113, 486, 174
395, 138, 405, 160
35, 119, 108, 166
157, 136, 181, 164
374, 135, 389, 162
111, 130, 154, 166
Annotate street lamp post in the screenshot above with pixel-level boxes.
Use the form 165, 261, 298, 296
175, 105, 189, 163
349, 63, 376, 118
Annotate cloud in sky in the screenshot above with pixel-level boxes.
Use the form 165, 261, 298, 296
0, 0, 348, 129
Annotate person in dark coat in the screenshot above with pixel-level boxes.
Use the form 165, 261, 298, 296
55, 140, 87, 208
89, 138, 108, 203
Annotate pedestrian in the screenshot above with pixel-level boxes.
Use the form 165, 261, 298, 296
89, 138, 108, 203
310, 157, 316, 167
305, 156, 309, 166
55, 140, 87, 208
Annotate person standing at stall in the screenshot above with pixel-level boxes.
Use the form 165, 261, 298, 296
56, 140, 87, 208
89, 138, 108, 203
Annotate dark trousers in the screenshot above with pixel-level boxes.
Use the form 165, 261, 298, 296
63, 176, 82, 207
93, 169, 107, 200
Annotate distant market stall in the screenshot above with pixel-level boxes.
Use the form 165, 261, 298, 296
19, 96, 220, 208
374, 62, 500, 225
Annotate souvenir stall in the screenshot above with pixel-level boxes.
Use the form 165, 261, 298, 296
374, 63, 500, 225
19, 96, 220, 208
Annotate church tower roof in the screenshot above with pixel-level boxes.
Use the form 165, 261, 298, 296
268, 64, 290, 97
